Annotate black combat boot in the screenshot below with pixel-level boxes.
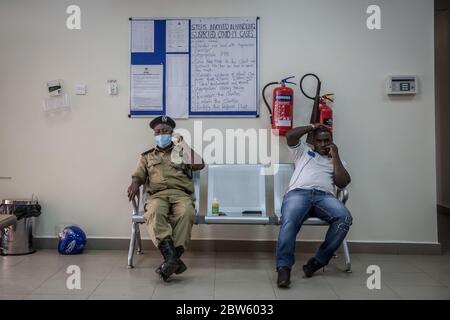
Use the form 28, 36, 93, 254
157, 239, 181, 281
174, 246, 187, 274
302, 257, 324, 278
155, 245, 187, 276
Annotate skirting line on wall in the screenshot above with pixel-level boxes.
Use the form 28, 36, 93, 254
34, 237, 442, 255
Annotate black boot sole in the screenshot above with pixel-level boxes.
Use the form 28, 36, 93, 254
175, 261, 187, 274
156, 269, 173, 282
159, 260, 180, 280
156, 259, 187, 275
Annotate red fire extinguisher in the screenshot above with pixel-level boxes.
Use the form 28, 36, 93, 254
319, 94, 334, 132
262, 76, 296, 136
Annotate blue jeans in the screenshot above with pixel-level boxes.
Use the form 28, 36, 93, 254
276, 188, 353, 269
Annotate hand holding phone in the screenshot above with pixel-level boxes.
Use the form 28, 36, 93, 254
326, 143, 338, 157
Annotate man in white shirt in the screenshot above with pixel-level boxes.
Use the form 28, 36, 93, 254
276, 124, 352, 288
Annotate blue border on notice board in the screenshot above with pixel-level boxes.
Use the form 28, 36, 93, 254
129, 19, 166, 117
129, 17, 259, 118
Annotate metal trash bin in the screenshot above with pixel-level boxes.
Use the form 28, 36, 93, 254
0, 199, 42, 255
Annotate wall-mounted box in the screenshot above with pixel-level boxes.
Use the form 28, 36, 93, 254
387, 76, 417, 95
47, 79, 63, 97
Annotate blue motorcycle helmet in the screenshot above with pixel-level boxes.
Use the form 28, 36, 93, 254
58, 225, 87, 255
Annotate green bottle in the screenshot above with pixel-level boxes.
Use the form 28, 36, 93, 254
212, 198, 220, 216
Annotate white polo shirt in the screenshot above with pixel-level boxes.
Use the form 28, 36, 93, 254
287, 140, 346, 195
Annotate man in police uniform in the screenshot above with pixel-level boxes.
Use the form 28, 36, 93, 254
127, 116, 204, 281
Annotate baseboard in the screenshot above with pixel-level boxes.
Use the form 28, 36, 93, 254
34, 238, 442, 255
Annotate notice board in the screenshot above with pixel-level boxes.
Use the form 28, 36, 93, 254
129, 17, 259, 118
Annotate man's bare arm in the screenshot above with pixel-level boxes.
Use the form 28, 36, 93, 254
328, 144, 351, 188
286, 124, 318, 147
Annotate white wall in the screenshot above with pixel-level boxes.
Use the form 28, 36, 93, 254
0, 0, 437, 244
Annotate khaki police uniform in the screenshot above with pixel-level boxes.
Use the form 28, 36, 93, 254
132, 144, 195, 250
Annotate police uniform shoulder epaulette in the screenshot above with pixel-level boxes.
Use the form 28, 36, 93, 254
141, 148, 155, 156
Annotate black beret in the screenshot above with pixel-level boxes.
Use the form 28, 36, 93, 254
149, 116, 176, 129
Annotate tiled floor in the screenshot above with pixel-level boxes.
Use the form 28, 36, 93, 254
1, 250, 450, 300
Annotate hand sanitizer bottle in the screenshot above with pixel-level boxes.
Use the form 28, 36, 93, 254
212, 198, 220, 216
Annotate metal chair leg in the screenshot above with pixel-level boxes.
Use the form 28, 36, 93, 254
127, 222, 137, 269
342, 239, 351, 273
136, 224, 143, 255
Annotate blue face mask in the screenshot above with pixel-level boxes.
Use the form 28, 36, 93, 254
155, 134, 172, 148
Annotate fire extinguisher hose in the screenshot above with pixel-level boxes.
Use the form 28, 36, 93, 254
299, 73, 321, 100
262, 82, 279, 116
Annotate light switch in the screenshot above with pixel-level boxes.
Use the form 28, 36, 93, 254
107, 80, 118, 95
75, 84, 87, 95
